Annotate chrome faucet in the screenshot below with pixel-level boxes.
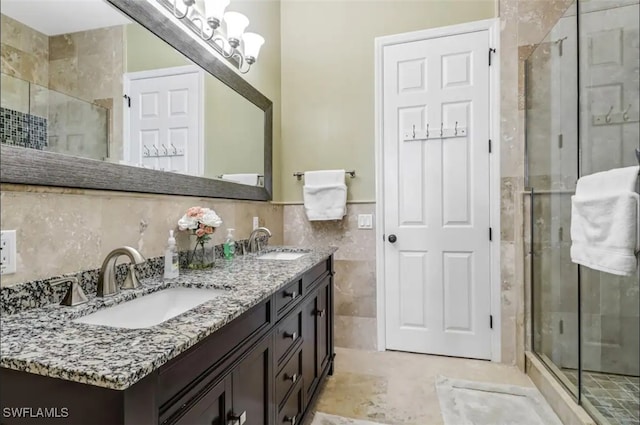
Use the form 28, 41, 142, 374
49, 276, 88, 306
248, 227, 272, 253
97, 247, 146, 297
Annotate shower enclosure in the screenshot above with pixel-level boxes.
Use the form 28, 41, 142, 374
526, 1, 639, 424
1, 73, 109, 160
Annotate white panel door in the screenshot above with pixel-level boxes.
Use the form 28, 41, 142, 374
128, 69, 201, 175
383, 30, 493, 359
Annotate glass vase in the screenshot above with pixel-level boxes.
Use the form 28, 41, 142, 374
187, 235, 215, 269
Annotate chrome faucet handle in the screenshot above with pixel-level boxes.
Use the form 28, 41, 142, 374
97, 247, 146, 297
49, 276, 88, 306
248, 227, 272, 253
121, 264, 141, 290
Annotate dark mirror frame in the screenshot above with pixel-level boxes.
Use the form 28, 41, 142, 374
0, 0, 273, 201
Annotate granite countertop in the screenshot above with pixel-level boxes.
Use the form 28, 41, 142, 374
0, 246, 337, 391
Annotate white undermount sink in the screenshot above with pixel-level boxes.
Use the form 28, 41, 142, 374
257, 252, 309, 261
74, 287, 227, 329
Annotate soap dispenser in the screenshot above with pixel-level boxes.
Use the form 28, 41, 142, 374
164, 230, 179, 279
223, 228, 236, 260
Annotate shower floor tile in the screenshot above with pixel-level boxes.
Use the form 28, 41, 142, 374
563, 370, 640, 425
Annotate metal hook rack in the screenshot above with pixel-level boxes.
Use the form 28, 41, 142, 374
403, 122, 467, 141
142, 144, 185, 158
293, 170, 356, 181
593, 104, 639, 126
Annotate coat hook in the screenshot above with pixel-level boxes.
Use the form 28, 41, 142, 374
454, 121, 458, 136
143, 145, 150, 157
440, 122, 443, 137
161, 144, 168, 155
170, 143, 178, 155
412, 125, 416, 139
152, 145, 159, 156
426, 123, 429, 138
623, 104, 631, 121
605, 105, 614, 123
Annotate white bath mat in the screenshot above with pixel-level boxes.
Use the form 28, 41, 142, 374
436, 376, 563, 425
311, 412, 387, 425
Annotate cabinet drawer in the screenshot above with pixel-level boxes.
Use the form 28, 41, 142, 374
277, 380, 303, 425
276, 348, 302, 408
276, 279, 303, 318
275, 310, 302, 363
159, 300, 271, 409
302, 259, 329, 289
166, 377, 229, 425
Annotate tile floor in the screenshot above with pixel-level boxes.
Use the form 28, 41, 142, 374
563, 370, 640, 425
307, 347, 536, 425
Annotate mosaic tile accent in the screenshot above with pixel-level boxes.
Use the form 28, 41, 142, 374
564, 369, 640, 425
0, 107, 48, 150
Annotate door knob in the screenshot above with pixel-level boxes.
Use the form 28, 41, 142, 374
388, 234, 397, 243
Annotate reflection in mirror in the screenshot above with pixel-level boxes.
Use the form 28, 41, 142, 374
0, 0, 264, 186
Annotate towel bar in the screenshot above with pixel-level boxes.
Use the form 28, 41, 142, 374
293, 170, 356, 181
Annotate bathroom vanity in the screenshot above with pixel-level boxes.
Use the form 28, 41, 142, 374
0, 249, 336, 425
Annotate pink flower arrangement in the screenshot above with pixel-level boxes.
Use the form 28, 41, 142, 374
178, 206, 222, 269
178, 206, 223, 238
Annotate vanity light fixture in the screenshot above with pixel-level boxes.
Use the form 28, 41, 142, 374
165, 0, 265, 73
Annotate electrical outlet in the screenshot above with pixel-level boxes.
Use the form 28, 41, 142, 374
1, 230, 17, 275
252, 217, 259, 230
357, 214, 373, 229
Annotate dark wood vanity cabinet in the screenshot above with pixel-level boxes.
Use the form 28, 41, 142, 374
301, 274, 333, 400
0, 255, 334, 425
171, 334, 273, 425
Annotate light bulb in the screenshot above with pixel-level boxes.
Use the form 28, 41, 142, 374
204, 0, 230, 29
242, 32, 264, 64
224, 11, 249, 48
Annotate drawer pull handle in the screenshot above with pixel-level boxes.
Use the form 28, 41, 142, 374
284, 331, 297, 340
228, 411, 247, 425
316, 309, 326, 318
284, 373, 298, 383
284, 416, 296, 424
283, 291, 297, 299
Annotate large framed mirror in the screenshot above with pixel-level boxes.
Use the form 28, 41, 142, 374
0, 0, 272, 201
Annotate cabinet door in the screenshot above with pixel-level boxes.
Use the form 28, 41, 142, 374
316, 276, 331, 374
301, 292, 318, 397
172, 378, 230, 425
231, 335, 274, 425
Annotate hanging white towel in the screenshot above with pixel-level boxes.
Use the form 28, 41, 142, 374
570, 165, 640, 276
221, 173, 260, 186
303, 170, 347, 221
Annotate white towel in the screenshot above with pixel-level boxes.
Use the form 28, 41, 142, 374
303, 170, 347, 221
221, 173, 260, 186
570, 166, 640, 276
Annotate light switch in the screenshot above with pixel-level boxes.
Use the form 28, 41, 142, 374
357, 214, 373, 229
253, 217, 259, 230
1, 230, 17, 275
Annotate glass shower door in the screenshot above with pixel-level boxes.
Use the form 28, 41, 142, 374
578, 1, 640, 423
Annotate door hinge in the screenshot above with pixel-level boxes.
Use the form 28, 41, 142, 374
489, 139, 492, 153
382, 233, 385, 242
490, 315, 493, 329
123, 94, 131, 108
489, 227, 493, 241
558, 134, 563, 149
559, 319, 564, 334
489, 48, 496, 66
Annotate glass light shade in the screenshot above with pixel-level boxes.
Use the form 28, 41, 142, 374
224, 11, 249, 42
204, 0, 230, 24
242, 32, 265, 61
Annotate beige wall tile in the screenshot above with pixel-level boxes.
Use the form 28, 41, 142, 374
334, 260, 376, 318
0, 185, 283, 286
334, 315, 378, 351
283, 204, 376, 262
